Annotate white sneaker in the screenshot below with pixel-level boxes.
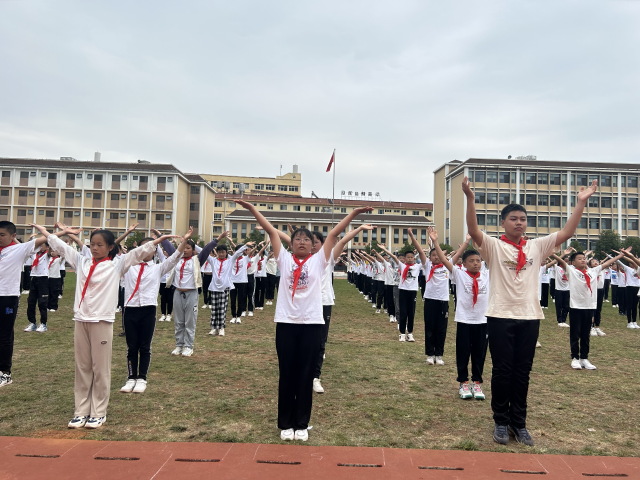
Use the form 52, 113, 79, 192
208, 305, 212, 309
399, 334, 406, 342
166, 315, 172, 322
85, 416, 106, 429
371, 304, 376, 308
219, 328, 225, 336
604, 299, 610, 303
116, 307, 122, 313
120, 379, 136, 393
58, 295, 62, 299
133, 379, 147, 393
435, 356, 445, 366
24, 323, 36, 332
22, 290, 29, 295
459, 382, 472, 399
49, 309, 55, 312
313, 378, 324, 393
634, 323, 640, 329
426, 356, 435, 365
558, 322, 570, 328
201, 304, 209, 309
571, 358, 582, 370
181, 347, 193, 357
0, 372, 12, 388
230, 318, 236, 323
294, 429, 308, 442
364, 295, 369, 300
406, 333, 415, 342
596, 328, 606, 336
553, 299, 555, 303
376, 309, 380, 314
208, 328, 218, 335
580, 359, 597, 370
36, 324, 47, 332
171, 347, 182, 355
240, 311, 246, 317
590, 327, 598, 337
389, 316, 395, 322
627, 323, 636, 329
68, 415, 88, 428
248, 311, 253, 317
281, 428, 294, 441
236, 318, 242, 324
159, 315, 166, 322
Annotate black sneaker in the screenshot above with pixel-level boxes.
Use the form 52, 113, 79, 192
509, 425, 534, 446
493, 424, 509, 445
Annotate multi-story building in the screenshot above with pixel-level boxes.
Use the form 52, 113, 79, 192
434, 157, 640, 249
199, 166, 302, 197
0, 157, 215, 242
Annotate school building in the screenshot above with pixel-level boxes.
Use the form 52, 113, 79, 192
434, 158, 640, 249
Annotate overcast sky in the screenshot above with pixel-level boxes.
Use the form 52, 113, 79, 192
1, 0, 639, 203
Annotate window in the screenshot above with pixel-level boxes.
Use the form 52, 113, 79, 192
48, 173, 57, 179
550, 195, 561, 206
86, 193, 92, 198
241, 224, 247, 237
602, 218, 612, 229
38, 210, 44, 215
110, 213, 119, 220
112, 175, 121, 182
476, 214, 485, 226
487, 214, 498, 226
341, 207, 347, 213
288, 186, 299, 192
394, 229, 399, 243
315, 207, 320, 212
139, 176, 148, 183
155, 214, 164, 221
133, 176, 138, 180
613, 176, 618, 187
20, 172, 28, 179
578, 218, 587, 229
571, 195, 576, 207
280, 205, 287, 211
19, 190, 27, 197
266, 184, 275, 191
132, 194, 137, 199
120, 213, 125, 218
278, 185, 288, 191
231, 223, 238, 237
413, 210, 420, 215
190, 186, 200, 194
92, 212, 100, 219
589, 218, 600, 230
94, 193, 102, 200
39, 191, 45, 196
468, 171, 474, 181
588, 197, 599, 208
17, 209, 26, 216
28, 209, 33, 215
293, 205, 301, 211
402, 229, 408, 242
111, 194, 119, 201
629, 176, 638, 188
525, 173, 536, 184
527, 217, 537, 227
474, 171, 486, 182
446, 199, 450, 210
190, 203, 199, 211
138, 214, 146, 220
254, 184, 264, 190
621, 197, 626, 209
362, 230, 368, 243
227, 201, 235, 207
214, 201, 222, 207
401, 210, 407, 215
87, 174, 93, 179
538, 195, 548, 206
622, 219, 627, 230
538, 217, 549, 228
381, 228, 387, 243
214, 214, 222, 222
64, 211, 73, 218
305, 206, 311, 212
577, 174, 588, 186
190, 220, 198, 228
121, 194, 127, 199
0, 190, 8, 196
499, 172, 510, 184
550, 173, 561, 185
487, 171, 497, 183
629, 197, 638, 209
601, 175, 612, 187
562, 174, 567, 185
474, 192, 485, 204
550, 216, 561, 228
122, 175, 127, 180
0, 209, 7, 215
487, 193, 497, 204
267, 204, 274, 210
629, 219, 639, 231
526, 194, 536, 206
75, 192, 81, 197
378, 209, 384, 214
589, 175, 599, 185
166, 214, 171, 219
446, 180, 450, 191
85, 212, 90, 216
94, 174, 103, 182
158, 177, 166, 184
538, 174, 548, 185
157, 195, 165, 202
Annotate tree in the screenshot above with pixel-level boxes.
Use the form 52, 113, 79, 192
439, 243, 454, 254
245, 228, 265, 244
365, 240, 383, 254
569, 239, 583, 253
124, 231, 145, 249
594, 230, 621, 259
623, 235, 640, 253
398, 242, 414, 255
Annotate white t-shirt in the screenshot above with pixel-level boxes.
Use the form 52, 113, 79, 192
603, 268, 611, 280
617, 266, 628, 288
172, 257, 197, 289
554, 265, 570, 291
620, 264, 640, 287
30, 251, 50, 277
209, 247, 247, 292
274, 250, 329, 324
451, 268, 489, 324
383, 260, 395, 285
610, 269, 618, 286
477, 232, 558, 320
596, 268, 605, 289
266, 258, 277, 275
422, 260, 450, 301
567, 265, 601, 310
0, 241, 36, 296
397, 261, 422, 291
230, 255, 249, 283
540, 267, 550, 284
48, 257, 62, 279
321, 253, 336, 306
254, 255, 268, 278
201, 256, 213, 273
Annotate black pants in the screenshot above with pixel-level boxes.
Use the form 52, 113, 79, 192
315, 306, 332, 378
364, 276, 372, 297
0, 296, 19, 374
611, 284, 618, 306
618, 287, 627, 315
160, 283, 174, 315
266, 274, 277, 300
27, 276, 48, 325
246, 274, 255, 312
123, 306, 157, 380
418, 275, 426, 298
626, 286, 639, 323
202, 274, 212, 305
398, 289, 417, 334
230, 282, 247, 317
375, 280, 385, 309
603, 279, 610, 301
21, 267, 32, 291
275, 323, 322, 430
385, 285, 396, 316
118, 286, 125, 309
549, 278, 556, 299
456, 322, 488, 383
48, 278, 62, 310
554, 290, 570, 323
540, 283, 549, 308
60, 270, 66, 294
424, 298, 449, 356
255, 277, 266, 308
593, 289, 604, 327
451, 283, 457, 310
487, 317, 539, 429
569, 308, 593, 360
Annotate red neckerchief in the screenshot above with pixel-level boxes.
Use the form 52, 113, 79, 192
500, 235, 527, 278
402, 262, 414, 283
179, 256, 192, 286
127, 263, 146, 304
579, 269, 592, 295
247, 261, 252, 269
466, 270, 480, 307
0, 241, 16, 256
32, 251, 46, 268
427, 263, 443, 283
291, 253, 312, 301
48, 258, 57, 269
258, 258, 263, 272
235, 257, 242, 274
217, 257, 227, 276
79, 257, 110, 306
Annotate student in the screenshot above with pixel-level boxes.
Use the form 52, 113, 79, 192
462, 175, 597, 447
549, 262, 556, 301
36, 223, 171, 429
379, 230, 425, 343
430, 228, 488, 400
392, 253, 404, 324
371, 251, 398, 322
254, 244, 269, 310
246, 244, 259, 317
265, 251, 277, 305
587, 258, 606, 337
21, 253, 33, 295
47, 251, 63, 313
201, 252, 214, 309
157, 247, 174, 322
207, 237, 248, 336
610, 264, 619, 308
23, 242, 50, 333
539, 263, 551, 309
236, 198, 369, 442
0, 222, 49, 388
617, 260, 628, 317
603, 266, 611, 303
554, 256, 571, 327
552, 249, 624, 370
59, 252, 67, 298
619, 258, 640, 328
229, 239, 249, 323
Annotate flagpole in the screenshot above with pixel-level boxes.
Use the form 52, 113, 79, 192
331, 149, 336, 229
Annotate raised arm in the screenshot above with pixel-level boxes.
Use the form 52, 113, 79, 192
378, 244, 399, 265
407, 228, 426, 265
429, 228, 454, 272
324, 207, 373, 262
450, 232, 471, 266
602, 249, 629, 270
234, 199, 282, 258
115, 223, 139, 244
197, 230, 228, 264
461, 176, 483, 247
333, 224, 373, 260
556, 180, 597, 247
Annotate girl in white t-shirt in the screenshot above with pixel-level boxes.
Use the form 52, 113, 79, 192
234, 198, 372, 443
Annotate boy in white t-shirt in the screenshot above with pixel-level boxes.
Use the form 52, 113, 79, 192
431, 229, 489, 401
554, 256, 571, 327
552, 250, 624, 370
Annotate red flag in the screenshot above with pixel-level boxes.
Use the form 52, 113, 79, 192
326, 151, 334, 172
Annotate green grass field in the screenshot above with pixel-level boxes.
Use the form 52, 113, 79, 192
1, 274, 639, 456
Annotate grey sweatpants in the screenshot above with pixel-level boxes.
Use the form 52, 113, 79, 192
174, 289, 198, 349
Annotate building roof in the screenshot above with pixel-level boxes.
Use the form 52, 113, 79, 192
0, 157, 182, 173
224, 209, 433, 225
448, 158, 640, 176
220, 193, 432, 210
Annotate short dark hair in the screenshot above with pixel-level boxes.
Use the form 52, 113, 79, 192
462, 249, 481, 262
140, 237, 155, 245
0, 221, 16, 235
405, 251, 415, 256
570, 252, 585, 262
500, 204, 527, 220
90, 229, 118, 260
216, 244, 228, 253
588, 258, 599, 267
429, 248, 436, 256
311, 231, 325, 244
291, 228, 314, 243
